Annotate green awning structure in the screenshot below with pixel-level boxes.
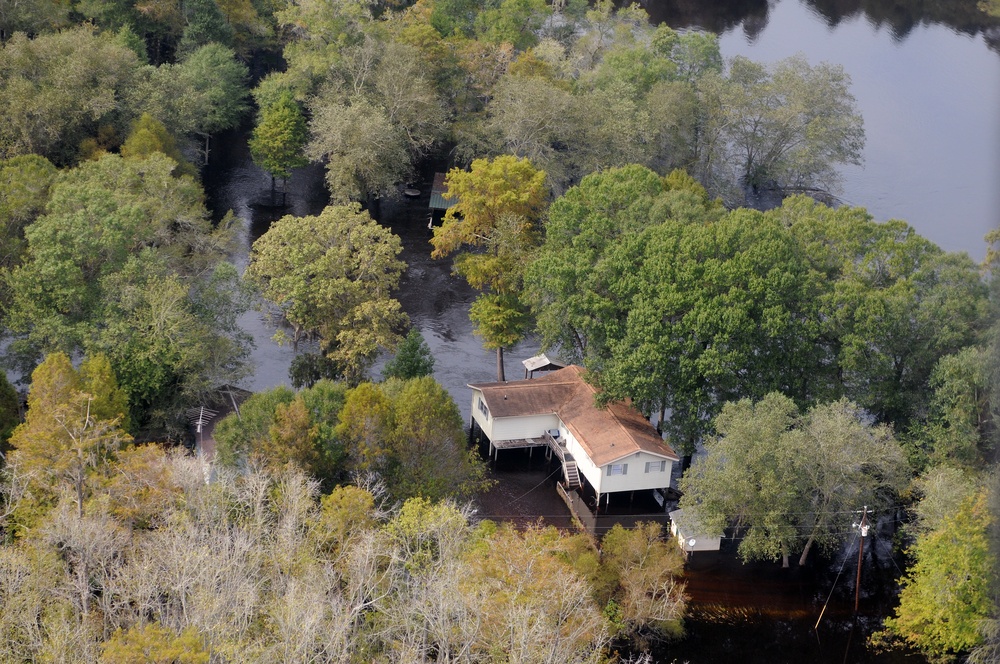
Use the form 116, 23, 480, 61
429, 172, 457, 210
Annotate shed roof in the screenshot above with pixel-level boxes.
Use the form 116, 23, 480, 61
469, 365, 679, 466
429, 172, 456, 210
669, 508, 721, 538
522, 353, 566, 372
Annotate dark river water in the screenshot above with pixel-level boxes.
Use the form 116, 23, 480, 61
203, 141, 921, 663
647, 0, 1000, 261
201, 1, 999, 659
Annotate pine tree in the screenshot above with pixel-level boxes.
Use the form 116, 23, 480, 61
382, 328, 435, 380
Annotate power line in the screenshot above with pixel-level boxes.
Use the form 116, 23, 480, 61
815, 530, 859, 630
475, 504, 905, 520
853, 506, 873, 613
498, 467, 564, 508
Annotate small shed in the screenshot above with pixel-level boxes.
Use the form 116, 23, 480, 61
429, 172, 457, 211
669, 508, 722, 553
522, 353, 566, 379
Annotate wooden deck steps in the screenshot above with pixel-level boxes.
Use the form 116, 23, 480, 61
562, 457, 582, 488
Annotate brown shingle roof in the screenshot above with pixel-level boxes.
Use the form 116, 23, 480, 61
469, 365, 679, 466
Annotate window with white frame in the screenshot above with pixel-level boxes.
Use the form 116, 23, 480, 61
607, 463, 628, 476
477, 397, 489, 419
645, 460, 667, 473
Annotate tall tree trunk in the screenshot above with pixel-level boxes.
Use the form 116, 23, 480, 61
75, 471, 84, 520
799, 521, 824, 566
75, 449, 85, 519
799, 535, 817, 567
496, 347, 505, 382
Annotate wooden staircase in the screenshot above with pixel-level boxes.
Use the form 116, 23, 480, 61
542, 432, 583, 490
562, 454, 582, 489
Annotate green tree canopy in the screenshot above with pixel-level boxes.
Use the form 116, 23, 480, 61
474, 0, 552, 50
306, 97, 411, 203
3, 154, 249, 432
120, 113, 197, 178
875, 487, 996, 662
249, 92, 309, 183
599, 522, 687, 639
0, 0, 71, 37
335, 377, 489, 501
130, 43, 249, 163
100, 623, 210, 664
213, 385, 295, 468
176, 0, 235, 57
213, 380, 349, 483
0, 154, 58, 271
305, 38, 446, 201
0, 26, 140, 164
679, 394, 909, 567
593, 205, 820, 446
908, 345, 995, 469
526, 164, 723, 370
7, 352, 131, 520
696, 54, 865, 201
246, 203, 407, 384
778, 197, 991, 429
527, 181, 989, 451
0, 372, 21, 452
382, 327, 435, 380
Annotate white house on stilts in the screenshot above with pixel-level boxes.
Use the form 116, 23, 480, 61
468, 365, 679, 512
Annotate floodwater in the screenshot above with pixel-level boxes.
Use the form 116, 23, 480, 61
202, 138, 542, 413
202, 141, 919, 660
646, 0, 1000, 260
198, 0, 1000, 654
657, 529, 921, 663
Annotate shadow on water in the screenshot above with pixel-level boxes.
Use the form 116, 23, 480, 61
654, 519, 920, 664
471, 445, 575, 530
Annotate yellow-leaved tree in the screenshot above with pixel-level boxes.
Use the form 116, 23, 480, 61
6, 352, 131, 522
430, 154, 547, 381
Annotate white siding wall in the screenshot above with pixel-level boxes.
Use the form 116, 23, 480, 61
599, 452, 674, 493
492, 414, 560, 441
565, 432, 603, 493
470, 392, 494, 440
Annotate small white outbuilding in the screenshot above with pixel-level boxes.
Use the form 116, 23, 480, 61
669, 508, 722, 553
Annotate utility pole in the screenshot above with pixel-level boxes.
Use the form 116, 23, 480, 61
853, 506, 872, 613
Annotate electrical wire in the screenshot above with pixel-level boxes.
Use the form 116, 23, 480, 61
814, 530, 859, 630
475, 504, 902, 519
871, 528, 906, 576
499, 467, 564, 507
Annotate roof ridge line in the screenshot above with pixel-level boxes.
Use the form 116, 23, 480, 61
574, 367, 637, 447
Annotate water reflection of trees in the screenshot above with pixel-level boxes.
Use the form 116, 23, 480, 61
635, 0, 771, 36
637, 0, 1000, 52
